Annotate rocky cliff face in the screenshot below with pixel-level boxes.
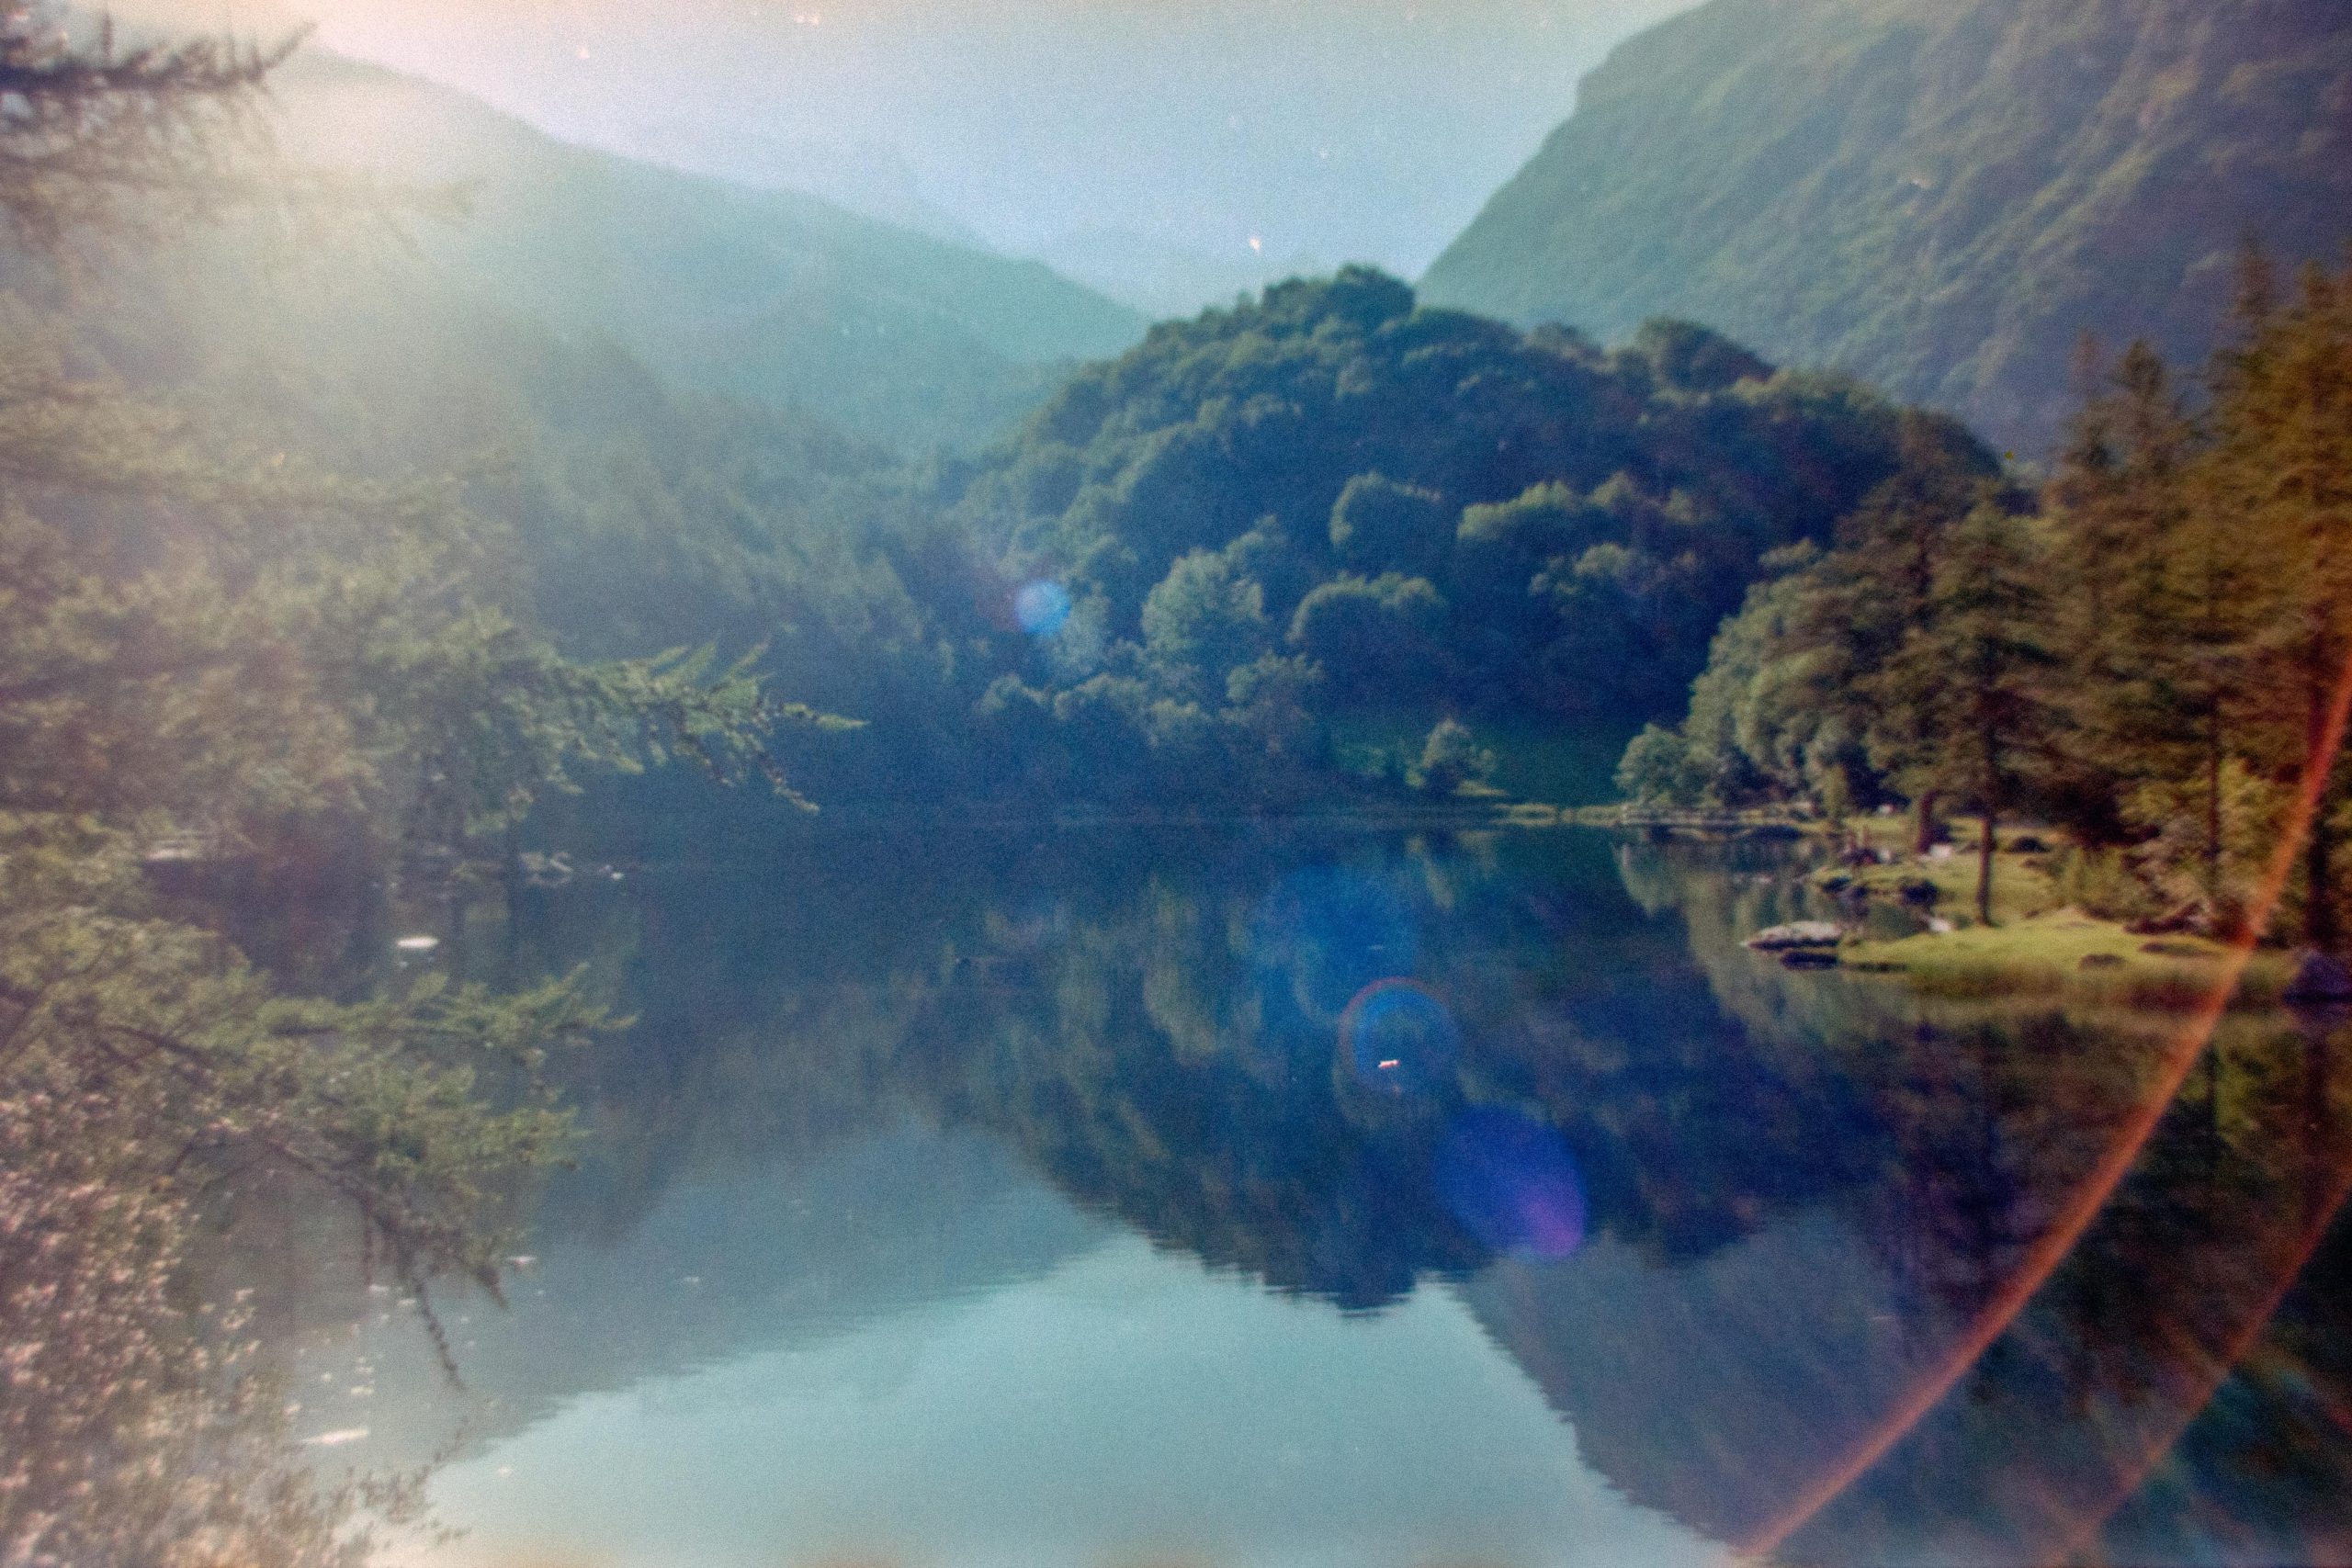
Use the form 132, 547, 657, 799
1422, 0, 2352, 451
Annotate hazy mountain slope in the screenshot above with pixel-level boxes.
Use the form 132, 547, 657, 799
1421, 0, 2352, 451
267, 51, 1147, 452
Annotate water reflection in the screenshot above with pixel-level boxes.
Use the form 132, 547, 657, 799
1436, 1107, 1588, 1259
1340, 979, 1460, 1099
415, 1238, 1724, 1568
188, 827, 2352, 1565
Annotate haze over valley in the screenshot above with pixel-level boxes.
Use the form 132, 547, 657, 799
121, 0, 1698, 317
7, 6, 2352, 1566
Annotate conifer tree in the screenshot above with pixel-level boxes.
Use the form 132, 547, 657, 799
0, 5, 297, 242
2044, 341, 2216, 855
2207, 252, 2352, 950
1894, 498, 2063, 923
1815, 414, 1995, 849
0, 0, 837, 1321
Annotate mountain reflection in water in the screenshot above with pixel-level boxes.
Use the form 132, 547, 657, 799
209, 825, 2352, 1566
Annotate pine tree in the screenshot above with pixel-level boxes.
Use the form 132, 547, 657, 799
0, 0, 840, 1340
2207, 253, 2352, 950
2201, 255, 2352, 944
1893, 498, 2063, 924
1825, 414, 1997, 850
2044, 340, 2238, 867
0, 5, 298, 243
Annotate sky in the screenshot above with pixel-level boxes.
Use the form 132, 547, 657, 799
122, 0, 1695, 312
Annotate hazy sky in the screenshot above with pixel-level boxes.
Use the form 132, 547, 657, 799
126, 0, 1694, 306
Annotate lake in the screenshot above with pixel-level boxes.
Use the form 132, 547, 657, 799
222, 823, 2352, 1568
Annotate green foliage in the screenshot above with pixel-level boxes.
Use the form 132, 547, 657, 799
0, 29, 870, 1555
1631, 250, 2352, 944
1224, 652, 1323, 761
955, 267, 1969, 804
0, 1080, 423, 1567
1412, 717, 1496, 796
1329, 472, 1449, 577
1617, 722, 1702, 807
0, 6, 297, 243
1897, 501, 2064, 920
0, 816, 603, 1285
1628, 318, 1772, 395
2049, 845, 2165, 925
1141, 549, 1270, 702
1287, 572, 1445, 700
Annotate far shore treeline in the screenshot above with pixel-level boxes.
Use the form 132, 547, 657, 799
1619, 254, 2352, 942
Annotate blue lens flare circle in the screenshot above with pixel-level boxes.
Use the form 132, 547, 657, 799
1013, 580, 1073, 637
1339, 978, 1459, 1096
1437, 1106, 1588, 1259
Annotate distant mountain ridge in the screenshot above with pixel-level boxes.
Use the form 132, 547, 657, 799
267, 51, 1147, 452
1422, 0, 2352, 451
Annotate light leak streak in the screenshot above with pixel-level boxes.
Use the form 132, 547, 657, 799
2037, 1137, 2352, 1562
1738, 647, 2352, 1563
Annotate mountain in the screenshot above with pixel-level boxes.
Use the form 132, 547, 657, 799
620, 128, 993, 252
266, 51, 1147, 453
1421, 0, 2352, 452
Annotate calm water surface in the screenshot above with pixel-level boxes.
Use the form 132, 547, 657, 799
237, 825, 2352, 1567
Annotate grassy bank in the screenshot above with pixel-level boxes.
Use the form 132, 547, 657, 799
1822, 819, 2287, 1010
1469, 783, 2283, 1014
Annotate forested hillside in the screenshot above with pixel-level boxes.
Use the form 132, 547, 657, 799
264, 51, 1146, 452
4, 37, 2061, 817
0, 64, 1013, 798
1422, 0, 2352, 453
938, 267, 1993, 806
0, 25, 880, 1554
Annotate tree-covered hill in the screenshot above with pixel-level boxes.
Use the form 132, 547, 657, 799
941, 267, 1992, 804
1421, 0, 2352, 454
265, 51, 1147, 453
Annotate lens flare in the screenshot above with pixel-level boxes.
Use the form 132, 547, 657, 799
1436, 1106, 1588, 1258
1012, 579, 1072, 637
1254, 866, 1419, 1022
1740, 645, 2352, 1562
2040, 1140, 2352, 1564
1338, 978, 1457, 1095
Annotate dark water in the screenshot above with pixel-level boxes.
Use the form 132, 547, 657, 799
241, 825, 2352, 1568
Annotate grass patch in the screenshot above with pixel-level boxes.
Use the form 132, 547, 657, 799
1840, 908, 2285, 1010
1823, 825, 2059, 927
1817, 826, 2288, 1010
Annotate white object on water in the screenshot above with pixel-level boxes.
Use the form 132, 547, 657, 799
1928, 917, 1956, 934
394, 934, 439, 952
1744, 920, 1845, 952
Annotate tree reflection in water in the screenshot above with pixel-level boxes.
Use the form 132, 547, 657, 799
1, 1084, 424, 1566
30, 822, 2352, 1566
